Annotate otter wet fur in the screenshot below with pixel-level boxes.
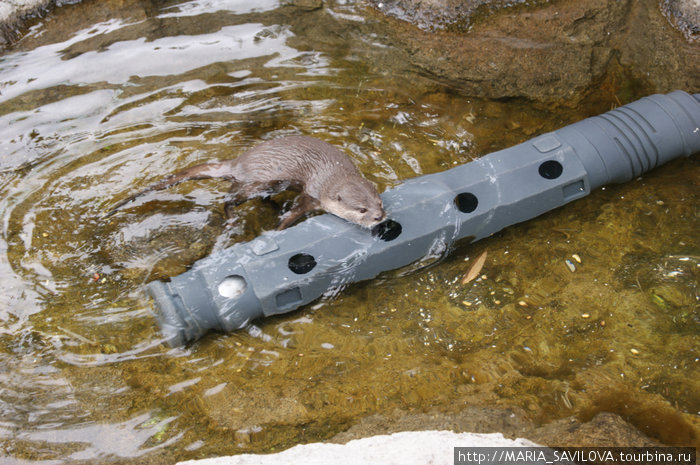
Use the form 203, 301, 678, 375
106, 136, 386, 230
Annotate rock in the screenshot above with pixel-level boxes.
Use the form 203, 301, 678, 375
368, 0, 700, 105
662, 0, 700, 40
526, 413, 661, 447
617, 0, 700, 96
329, 407, 662, 448
287, 0, 324, 11
176, 431, 539, 465
369, 0, 549, 31
331, 406, 533, 443
0, 0, 54, 47
174, 408, 661, 465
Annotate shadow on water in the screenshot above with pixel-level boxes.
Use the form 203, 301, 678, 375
0, 0, 698, 463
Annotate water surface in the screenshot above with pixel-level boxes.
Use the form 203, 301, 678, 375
0, 0, 698, 463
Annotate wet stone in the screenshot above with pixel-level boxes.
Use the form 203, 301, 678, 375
287, 0, 324, 11
0, 1, 697, 463
368, 0, 700, 105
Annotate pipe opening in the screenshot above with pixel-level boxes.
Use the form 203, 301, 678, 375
539, 160, 563, 179
288, 253, 317, 274
455, 192, 478, 213
218, 275, 247, 298
372, 219, 402, 241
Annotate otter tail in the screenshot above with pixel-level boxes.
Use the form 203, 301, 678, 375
104, 162, 231, 217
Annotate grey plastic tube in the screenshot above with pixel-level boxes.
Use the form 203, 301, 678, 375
147, 91, 700, 347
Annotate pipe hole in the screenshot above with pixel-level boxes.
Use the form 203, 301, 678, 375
288, 253, 316, 274
539, 160, 563, 179
372, 219, 402, 241
455, 192, 478, 213
218, 275, 247, 298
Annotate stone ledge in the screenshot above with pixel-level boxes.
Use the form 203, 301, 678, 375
0, 0, 56, 48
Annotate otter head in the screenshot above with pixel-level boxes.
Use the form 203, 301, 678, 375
320, 178, 385, 228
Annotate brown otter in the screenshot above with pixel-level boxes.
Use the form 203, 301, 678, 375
106, 135, 385, 229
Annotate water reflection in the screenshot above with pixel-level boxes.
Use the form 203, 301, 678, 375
0, 0, 697, 463
0, 21, 314, 169
159, 0, 281, 18
15, 412, 182, 461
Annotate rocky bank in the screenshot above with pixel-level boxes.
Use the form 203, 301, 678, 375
3, 0, 698, 106
367, 0, 700, 105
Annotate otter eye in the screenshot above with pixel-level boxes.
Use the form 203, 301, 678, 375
359, 208, 367, 213
336, 195, 342, 202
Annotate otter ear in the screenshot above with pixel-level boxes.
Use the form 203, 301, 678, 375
336, 194, 342, 202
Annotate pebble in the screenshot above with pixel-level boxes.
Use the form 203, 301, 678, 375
565, 259, 576, 272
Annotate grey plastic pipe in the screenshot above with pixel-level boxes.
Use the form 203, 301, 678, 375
147, 90, 700, 347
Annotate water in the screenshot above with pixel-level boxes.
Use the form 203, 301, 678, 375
1, 0, 698, 463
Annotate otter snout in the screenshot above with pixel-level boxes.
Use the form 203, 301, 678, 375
322, 194, 385, 228
319, 172, 385, 228
352, 194, 385, 228
356, 191, 386, 227
362, 205, 386, 228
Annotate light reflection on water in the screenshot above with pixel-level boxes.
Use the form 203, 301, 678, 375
159, 0, 281, 19
15, 412, 183, 462
0, 0, 697, 463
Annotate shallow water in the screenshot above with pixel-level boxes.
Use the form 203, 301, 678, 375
0, 0, 698, 463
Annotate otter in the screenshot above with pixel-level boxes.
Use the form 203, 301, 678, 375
106, 135, 385, 230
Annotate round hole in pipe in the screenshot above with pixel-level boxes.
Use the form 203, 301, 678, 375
455, 192, 478, 213
218, 275, 247, 298
539, 160, 563, 179
288, 253, 317, 274
372, 219, 402, 241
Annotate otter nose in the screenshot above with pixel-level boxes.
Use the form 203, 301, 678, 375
374, 215, 384, 222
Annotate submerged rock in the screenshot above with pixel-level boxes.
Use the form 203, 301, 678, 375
287, 0, 324, 11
